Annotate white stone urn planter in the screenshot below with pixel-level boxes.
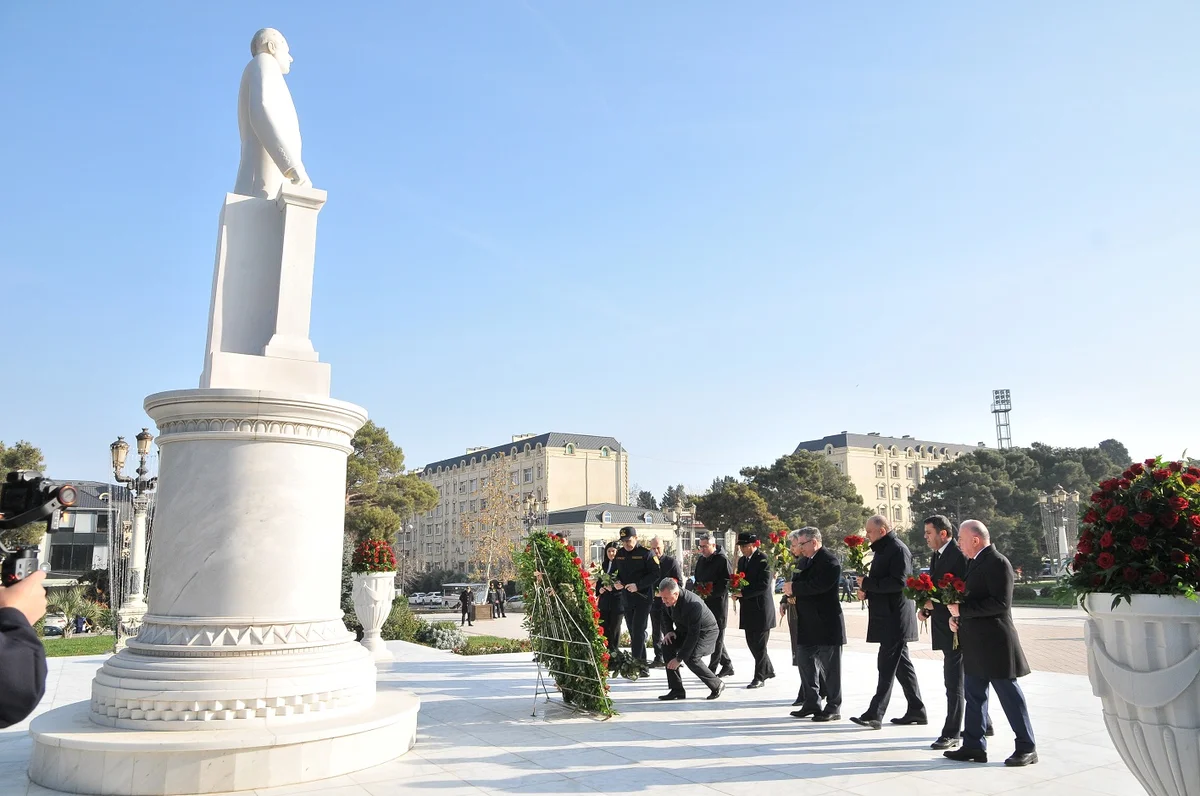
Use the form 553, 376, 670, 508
1084, 593, 1200, 796
353, 570, 396, 663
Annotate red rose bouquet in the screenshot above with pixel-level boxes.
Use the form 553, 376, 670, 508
351, 538, 397, 573
764, 529, 796, 580
1067, 457, 1200, 607
694, 581, 714, 598
728, 570, 749, 597
843, 535, 869, 574
936, 572, 967, 648
903, 572, 937, 604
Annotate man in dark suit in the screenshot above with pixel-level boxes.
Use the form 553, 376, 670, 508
612, 526, 660, 677
783, 527, 845, 722
736, 532, 776, 688
922, 515, 993, 749
657, 578, 725, 700
648, 536, 684, 668
850, 515, 925, 730
693, 531, 735, 676
945, 520, 1037, 767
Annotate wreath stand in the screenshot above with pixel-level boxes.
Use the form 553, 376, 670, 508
526, 544, 612, 719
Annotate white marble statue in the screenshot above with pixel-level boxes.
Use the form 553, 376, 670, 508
233, 28, 312, 198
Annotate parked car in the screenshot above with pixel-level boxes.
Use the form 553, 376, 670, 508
42, 624, 64, 637
43, 613, 67, 631
505, 595, 525, 612
407, 592, 426, 606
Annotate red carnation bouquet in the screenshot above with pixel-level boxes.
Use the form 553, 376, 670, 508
728, 570, 749, 598
1068, 457, 1200, 607
937, 572, 967, 648
843, 535, 869, 574
351, 538, 397, 573
903, 572, 937, 604
694, 582, 714, 598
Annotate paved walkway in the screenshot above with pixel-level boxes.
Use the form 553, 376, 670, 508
422, 603, 1090, 675
1, 635, 1137, 796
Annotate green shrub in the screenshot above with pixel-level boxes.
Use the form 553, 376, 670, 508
455, 636, 532, 655
414, 621, 465, 650
381, 597, 422, 641
1012, 585, 1039, 601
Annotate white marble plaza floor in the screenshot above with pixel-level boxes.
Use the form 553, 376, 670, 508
1, 639, 1142, 796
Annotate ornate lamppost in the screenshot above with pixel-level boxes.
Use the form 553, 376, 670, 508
519, 493, 549, 534
110, 428, 157, 644
1037, 485, 1080, 577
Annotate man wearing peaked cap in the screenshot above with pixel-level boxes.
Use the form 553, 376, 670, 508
736, 531, 777, 688
612, 526, 660, 676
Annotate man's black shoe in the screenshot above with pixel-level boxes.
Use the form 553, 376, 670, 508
930, 737, 960, 750
849, 716, 882, 730
746, 679, 764, 689
707, 682, 725, 700
944, 747, 987, 763
890, 715, 928, 726
657, 690, 686, 701
648, 658, 665, 669
986, 724, 995, 737
766, 672, 776, 679
790, 706, 819, 718
1005, 751, 1038, 767
716, 666, 734, 677
811, 712, 840, 722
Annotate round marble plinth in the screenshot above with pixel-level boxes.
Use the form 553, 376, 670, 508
28, 690, 419, 795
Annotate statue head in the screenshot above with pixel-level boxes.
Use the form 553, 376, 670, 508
250, 28, 293, 75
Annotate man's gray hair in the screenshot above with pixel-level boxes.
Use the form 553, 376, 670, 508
959, 519, 991, 543
695, 531, 713, 543
250, 28, 286, 57
658, 578, 681, 594
648, 535, 662, 546
789, 526, 821, 544
867, 514, 891, 533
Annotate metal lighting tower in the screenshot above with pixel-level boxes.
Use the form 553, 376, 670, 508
991, 389, 1013, 449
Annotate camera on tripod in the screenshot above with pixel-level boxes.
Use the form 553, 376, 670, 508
0, 471, 78, 585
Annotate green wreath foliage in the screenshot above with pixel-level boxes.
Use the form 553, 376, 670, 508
515, 530, 614, 716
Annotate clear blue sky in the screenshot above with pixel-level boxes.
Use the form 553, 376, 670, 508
2, 3, 1196, 497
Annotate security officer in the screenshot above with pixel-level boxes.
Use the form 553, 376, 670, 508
613, 526, 659, 676
736, 531, 777, 688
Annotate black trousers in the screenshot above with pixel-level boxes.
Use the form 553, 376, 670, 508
650, 605, 666, 661
495, 599, 506, 618
664, 640, 723, 694
460, 605, 473, 626
964, 675, 1035, 753
863, 640, 924, 721
622, 595, 651, 663
705, 600, 731, 670
797, 644, 841, 712
745, 629, 775, 681
600, 609, 623, 654
941, 647, 965, 738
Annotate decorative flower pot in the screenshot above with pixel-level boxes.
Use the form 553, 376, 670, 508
352, 571, 396, 663
1084, 593, 1200, 796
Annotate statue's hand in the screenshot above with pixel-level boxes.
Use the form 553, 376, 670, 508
285, 164, 312, 188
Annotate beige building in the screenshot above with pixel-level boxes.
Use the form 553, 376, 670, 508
546, 503, 679, 568
794, 432, 984, 529
400, 433, 629, 571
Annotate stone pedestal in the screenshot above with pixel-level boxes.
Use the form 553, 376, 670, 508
29, 181, 420, 794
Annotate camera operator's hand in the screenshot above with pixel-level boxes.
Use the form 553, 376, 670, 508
0, 570, 47, 626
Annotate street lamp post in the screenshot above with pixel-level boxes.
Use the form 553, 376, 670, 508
1037, 485, 1080, 577
519, 493, 548, 534
110, 429, 158, 645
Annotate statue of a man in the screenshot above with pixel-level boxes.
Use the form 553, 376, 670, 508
233, 28, 312, 198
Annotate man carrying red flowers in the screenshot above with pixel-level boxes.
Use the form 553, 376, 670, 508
945, 520, 1037, 768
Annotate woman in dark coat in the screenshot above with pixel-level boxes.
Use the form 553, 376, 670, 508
735, 532, 776, 688
597, 542, 624, 653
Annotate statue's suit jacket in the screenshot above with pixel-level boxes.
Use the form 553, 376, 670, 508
234, 53, 303, 198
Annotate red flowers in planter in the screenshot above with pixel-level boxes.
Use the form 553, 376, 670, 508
350, 538, 398, 573
1068, 456, 1200, 605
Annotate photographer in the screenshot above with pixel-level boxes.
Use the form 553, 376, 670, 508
0, 568, 48, 727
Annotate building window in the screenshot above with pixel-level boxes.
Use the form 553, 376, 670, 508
602, 511, 613, 524
589, 540, 605, 564
511, 471, 519, 486
469, 479, 477, 492
523, 468, 533, 484
892, 485, 901, 499
875, 462, 885, 477
891, 464, 899, 478
643, 512, 654, 523
565, 444, 575, 455
921, 466, 931, 477
877, 485, 886, 499
894, 506, 903, 521
459, 501, 466, 514
906, 464, 914, 478
600, 447, 610, 457
470, 500, 477, 512
536, 463, 543, 480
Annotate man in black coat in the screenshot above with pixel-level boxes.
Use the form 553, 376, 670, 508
692, 531, 734, 676
945, 520, 1037, 767
0, 569, 48, 728
922, 515, 994, 749
783, 527, 845, 722
735, 532, 776, 688
850, 515, 926, 730
648, 535, 684, 668
612, 526, 660, 676
657, 578, 725, 700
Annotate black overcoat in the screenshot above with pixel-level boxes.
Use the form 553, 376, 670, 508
693, 548, 733, 625
929, 540, 968, 652
597, 557, 623, 613
860, 532, 919, 644
736, 549, 777, 632
958, 545, 1031, 680
790, 546, 847, 646
664, 589, 719, 661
